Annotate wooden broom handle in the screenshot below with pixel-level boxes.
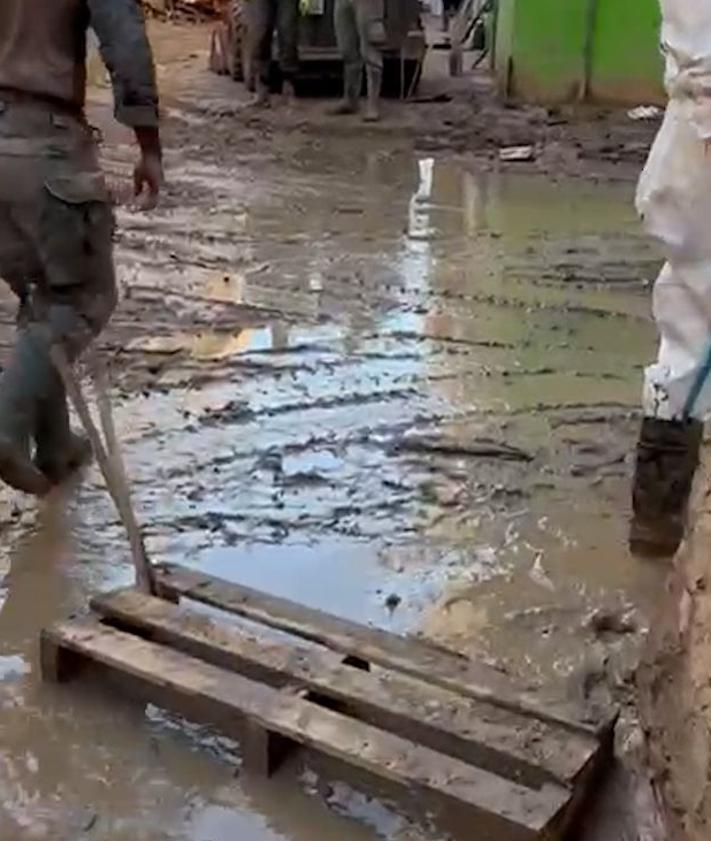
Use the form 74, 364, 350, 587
50, 346, 155, 595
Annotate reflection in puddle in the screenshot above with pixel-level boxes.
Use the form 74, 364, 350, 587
127, 324, 288, 360
407, 157, 435, 242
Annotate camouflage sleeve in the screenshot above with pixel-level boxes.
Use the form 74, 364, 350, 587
87, 0, 159, 128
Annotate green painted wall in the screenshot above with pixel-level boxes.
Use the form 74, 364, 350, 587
508, 0, 588, 102
495, 0, 664, 105
589, 0, 663, 102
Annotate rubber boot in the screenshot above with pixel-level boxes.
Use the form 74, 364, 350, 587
629, 417, 704, 558
0, 327, 58, 495
34, 384, 92, 487
363, 65, 382, 123
282, 77, 297, 107
250, 77, 270, 108
330, 65, 361, 115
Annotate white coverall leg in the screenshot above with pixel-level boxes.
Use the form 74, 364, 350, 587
631, 0, 711, 558
638, 1, 711, 420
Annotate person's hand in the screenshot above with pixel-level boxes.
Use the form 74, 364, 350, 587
133, 151, 163, 210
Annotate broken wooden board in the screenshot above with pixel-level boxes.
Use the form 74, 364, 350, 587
43, 571, 615, 840
152, 562, 608, 737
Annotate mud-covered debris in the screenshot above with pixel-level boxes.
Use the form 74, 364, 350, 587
256, 448, 283, 474
627, 105, 662, 121
433, 482, 464, 507
82, 811, 99, 832
570, 643, 610, 702
385, 593, 402, 613
499, 146, 536, 163
389, 434, 533, 463
201, 399, 254, 426
529, 554, 555, 591
570, 452, 626, 476
588, 608, 638, 637
279, 469, 329, 487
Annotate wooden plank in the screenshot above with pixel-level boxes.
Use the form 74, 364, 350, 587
42, 618, 571, 841
93, 587, 600, 789
40, 629, 82, 682
153, 563, 606, 737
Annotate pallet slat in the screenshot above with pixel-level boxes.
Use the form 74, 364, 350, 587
153, 563, 605, 737
92, 587, 599, 788
42, 619, 571, 841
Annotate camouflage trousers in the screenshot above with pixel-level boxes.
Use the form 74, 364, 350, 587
0, 97, 117, 358
334, 0, 384, 74
247, 0, 300, 85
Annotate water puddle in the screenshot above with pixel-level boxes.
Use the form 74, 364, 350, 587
0, 104, 663, 839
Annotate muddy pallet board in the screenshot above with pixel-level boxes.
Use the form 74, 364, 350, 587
41, 563, 613, 840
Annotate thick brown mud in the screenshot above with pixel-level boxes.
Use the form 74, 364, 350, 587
0, 21, 666, 841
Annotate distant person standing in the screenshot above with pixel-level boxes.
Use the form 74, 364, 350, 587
331, 0, 386, 122
248, 0, 300, 106
441, 0, 461, 32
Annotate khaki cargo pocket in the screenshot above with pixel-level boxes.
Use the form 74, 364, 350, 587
40, 171, 115, 290
44, 171, 110, 205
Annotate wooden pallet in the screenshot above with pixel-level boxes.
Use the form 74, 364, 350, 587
41, 563, 614, 840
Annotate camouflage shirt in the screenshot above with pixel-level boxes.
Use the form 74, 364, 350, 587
0, 0, 159, 127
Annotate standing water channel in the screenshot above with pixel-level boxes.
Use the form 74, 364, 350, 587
0, 135, 664, 839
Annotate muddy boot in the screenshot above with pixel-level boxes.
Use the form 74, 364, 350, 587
282, 77, 297, 107
629, 417, 704, 558
363, 66, 382, 123
37, 430, 92, 487
250, 78, 270, 108
0, 328, 57, 495
330, 66, 361, 115
35, 388, 92, 487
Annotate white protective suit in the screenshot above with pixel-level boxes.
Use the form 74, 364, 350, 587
637, 0, 711, 420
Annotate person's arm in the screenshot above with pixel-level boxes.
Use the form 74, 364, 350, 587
661, 0, 711, 144
87, 0, 163, 207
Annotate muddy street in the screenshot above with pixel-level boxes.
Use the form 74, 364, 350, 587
0, 22, 665, 841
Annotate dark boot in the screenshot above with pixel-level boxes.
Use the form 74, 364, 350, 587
0, 326, 58, 495
250, 78, 270, 108
363, 65, 382, 123
35, 389, 92, 486
330, 65, 361, 115
282, 77, 297, 107
630, 417, 704, 558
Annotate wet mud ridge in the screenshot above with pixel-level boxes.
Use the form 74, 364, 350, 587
44, 563, 613, 841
